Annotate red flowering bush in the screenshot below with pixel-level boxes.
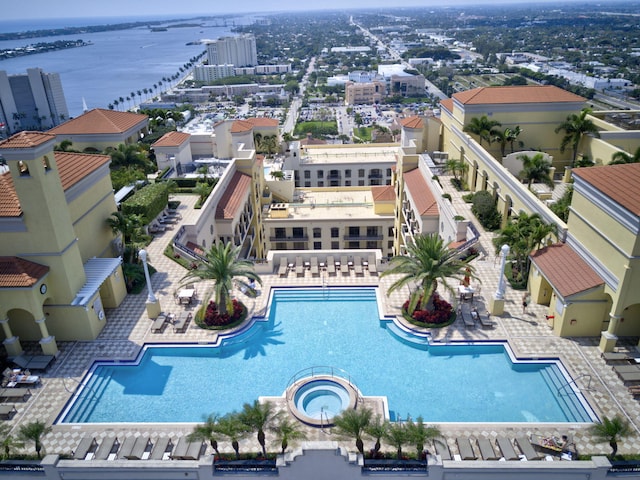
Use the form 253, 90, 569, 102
203, 299, 245, 327
402, 292, 453, 327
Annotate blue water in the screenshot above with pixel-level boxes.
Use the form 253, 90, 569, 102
60, 288, 594, 424
0, 15, 252, 116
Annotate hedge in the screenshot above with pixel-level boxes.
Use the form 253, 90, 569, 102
121, 182, 169, 224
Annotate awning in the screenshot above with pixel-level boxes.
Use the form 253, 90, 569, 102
71, 257, 122, 306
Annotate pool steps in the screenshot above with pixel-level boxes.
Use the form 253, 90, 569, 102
539, 366, 591, 422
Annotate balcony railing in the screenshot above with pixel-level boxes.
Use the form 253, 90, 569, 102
343, 234, 383, 241
268, 235, 309, 242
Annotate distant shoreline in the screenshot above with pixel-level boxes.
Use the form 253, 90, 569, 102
0, 40, 91, 61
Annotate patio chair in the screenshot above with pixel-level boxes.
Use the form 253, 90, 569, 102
617, 369, 640, 383
150, 437, 173, 460
354, 256, 364, 276
613, 364, 640, 374
125, 436, 151, 460
0, 388, 31, 402
340, 255, 349, 275
0, 404, 17, 420
515, 436, 544, 461
459, 305, 475, 328
473, 308, 495, 328
295, 256, 304, 277
367, 254, 378, 275
602, 352, 635, 363
434, 437, 452, 461
171, 437, 204, 460
73, 436, 98, 460
477, 438, 500, 460
310, 257, 320, 277
151, 313, 169, 333
327, 256, 336, 276
456, 437, 477, 460
94, 436, 119, 460
278, 257, 288, 277
496, 437, 519, 461
173, 311, 192, 333
118, 437, 137, 459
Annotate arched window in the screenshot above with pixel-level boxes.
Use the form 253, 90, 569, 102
18, 161, 30, 176
42, 155, 51, 171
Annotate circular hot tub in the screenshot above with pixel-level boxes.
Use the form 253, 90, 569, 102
287, 376, 359, 427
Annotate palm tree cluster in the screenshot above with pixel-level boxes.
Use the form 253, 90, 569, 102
610, 146, 640, 165
188, 401, 306, 458
0, 420, 52, 460
492, 212, 556, 288
555, 108, 600, 166
517, 152, 554, 190
254, 133, 279, 155
463, 115, 502, 147
381, 234, 476, 316
333, 408, 440, 460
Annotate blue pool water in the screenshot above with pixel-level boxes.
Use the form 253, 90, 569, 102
59, 288, 594, 424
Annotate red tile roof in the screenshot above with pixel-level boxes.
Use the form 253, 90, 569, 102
403, 168, 438, 216
0, 173, 21, 217
55, 152, 111, 190
371, 185, 395, 202
440, 98, 454, 114
0, 131, 55, 149
48, 108, 147, 135
530, 243, 604, 298
230, 117, 279, 133
572, 163, 640, 216
215, 171, 252, 220
0, 257, 49, 288
151, 131, 191, 148
453, 85, 585, 105
230, 119, 254, 133
400, 116, 423, 129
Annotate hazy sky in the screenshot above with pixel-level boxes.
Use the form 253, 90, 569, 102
3, 0, 596, 21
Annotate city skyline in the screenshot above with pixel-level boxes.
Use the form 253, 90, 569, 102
2, 0, 613, 21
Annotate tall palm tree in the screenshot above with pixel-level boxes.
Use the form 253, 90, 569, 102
272, 417, 307, 454
518, 152, 554, 190
237, 400, 278, 456
106, 211, 142, 262
18, 421, 51, 459
333, 408, 373, 455
589, 415, 631, 458
188, 413, 221, 455
610, 146, 640, 165
381, 234, 477, 314
463, 115, 502, 146
0, 424, 24, 460
364, 415, 388, 454
506, 126, 523, 153
181, 243, 262, 315
214, 413, 250, 459
383, 422, 409, 460
555, 108, 600, 166
405, 417, 440, 459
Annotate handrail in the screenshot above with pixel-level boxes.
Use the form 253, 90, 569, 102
285, 366, 358, 397
557, 374, 592, 396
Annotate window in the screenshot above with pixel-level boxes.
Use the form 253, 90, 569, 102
331, 241, 339, 249
304, 181, 311, 187
43, 155, 51, 171
331, 227, 339, 238
317, 170, 323, 179
366, 241, 378, 249
276, 242, 287, 250
349, 226, 359, 237
367, 226, 378, 237
275, 228, 286, 239
304, 170, 310, 179
388, 240, 394, 249
358, 169, 365, 178
313, 228, 321, 238
358, 180, 365, 186
292, 227, 304, 238
388, 226, 394, 237
345, 180, 351, 186
314, 241, 322, 249
293, 242, 306, 250
386, 168, 392, 177
345, 169, 351, 178
318, 181, 324, 187
18, 161, 30, 176
210, 224, 214, 235
348, 241, 359, 249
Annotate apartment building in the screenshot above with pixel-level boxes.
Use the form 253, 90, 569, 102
193, 64, 236, 82
0, 68, 69, 135
344, 80, 386, 105
206, 34, 257, 67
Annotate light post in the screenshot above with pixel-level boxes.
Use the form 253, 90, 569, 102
489, 244, 510, 315
139, 249, 161, 318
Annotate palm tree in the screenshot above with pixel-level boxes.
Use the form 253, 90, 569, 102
188, 413, 221, 455
333, 408, 373, 455
589, 415, 632, 458
405, 417, 440, 459
181, 243, 262, 315
269, 170, 285, 181
18, 421, 51, 459
506, 126, 523, 153
445, 158, 468, 184
364, 415, 388, 455
555, 108, 600, 166
272, 417, 307, 454
518, 152, 554, 190
610, 146, 640, 165
0, 424, 24, 460
193, 182, 212, 204
383, 422, 409, 460
463, 115, 502, 146
106, 211, 141, 262
238, 400, 278, 456
214, 413, 250, 459
381, 234, 476, 314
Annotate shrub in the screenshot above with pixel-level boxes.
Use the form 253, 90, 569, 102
402, 293, 454, 327
442, 193, 452, 201
203, 299, 246, 327
471, 191, 502, 231
121, 182, 170, 224
462, 193, 475, 203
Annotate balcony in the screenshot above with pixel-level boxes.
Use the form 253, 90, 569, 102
343, 234, 383, 241
268, 235, 309, 242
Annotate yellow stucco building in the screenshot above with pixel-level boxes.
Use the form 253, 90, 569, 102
0, 132, 126, 358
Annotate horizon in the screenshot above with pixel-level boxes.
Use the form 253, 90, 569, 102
3, 0, 635, 22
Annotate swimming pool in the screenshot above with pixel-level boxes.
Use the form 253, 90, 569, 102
59, 287, 596, 424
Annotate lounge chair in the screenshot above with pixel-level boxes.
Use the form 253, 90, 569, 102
613, 365, 640, 374
602, 352, 636, 362
477, 438, 500, 460
150, 437, 173, 460
278, 258, 288, 277
118, 437, 137, 459
459, 306, 475, 328
340, 255, 349, 275
496, 437, 520, 461
295, 256, 304, 277
473, 309, 495, 328
367, 255, 378, 275
0, 404, 17, 420
12, 355, 32, 370
310, 257, 319, 277
5, 373, 40, 388
123, 437, 151, 460
0, 388, 31, 402
456, 437, 477, 460
26, 355, 55, 371
617, 370, 640, 383
515, 436, 544, 461
151, 313, 169, 333
434, 437, 452, 461
171, 437, 204, 460
73, 436, 98, 460
94, 436, 119, 460
354, 256, 363, 276
173, 311, 192, 333
327, 256, 336, 276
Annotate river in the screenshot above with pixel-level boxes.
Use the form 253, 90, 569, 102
0, 15, 252, 117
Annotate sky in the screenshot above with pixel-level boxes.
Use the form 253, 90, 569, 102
2, 0, 606, 21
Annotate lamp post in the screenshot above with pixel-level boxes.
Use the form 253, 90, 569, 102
489, 244, 510, 315
139, 249, 161, 318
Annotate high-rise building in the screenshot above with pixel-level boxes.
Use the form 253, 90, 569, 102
0, 68, 70, 136
206, 34, 257, 68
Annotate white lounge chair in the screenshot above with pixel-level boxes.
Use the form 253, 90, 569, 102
278, 258, 288, 277
340, 255, 349, 275
327, 256, 336, 275
295, 256, 304, 277
354, 256, 363, 275
310, 257, 319, 277
367, 254, 377, 275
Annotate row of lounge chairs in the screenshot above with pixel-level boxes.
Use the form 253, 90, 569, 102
434, 435, 562, 462
277, 255, 378, 277
72, 435, 204, 461
151, 311, 192, 334
459, 304, 495, 329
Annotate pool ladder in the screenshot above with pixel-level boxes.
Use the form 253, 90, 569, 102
320, 407, 332, 434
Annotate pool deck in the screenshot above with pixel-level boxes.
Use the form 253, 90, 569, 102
10, 180, 640, 459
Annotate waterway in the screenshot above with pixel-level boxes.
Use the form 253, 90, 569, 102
0, 15, 252, 117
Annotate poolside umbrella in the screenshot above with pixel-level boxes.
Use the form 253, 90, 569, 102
462, 267, 471, 287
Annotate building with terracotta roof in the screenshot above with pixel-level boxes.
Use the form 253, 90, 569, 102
48, 108, 149, 151
151, 131, 192, 174
0, 132, 126, 357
